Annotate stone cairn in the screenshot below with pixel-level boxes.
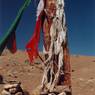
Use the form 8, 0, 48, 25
1, 81, 24, 95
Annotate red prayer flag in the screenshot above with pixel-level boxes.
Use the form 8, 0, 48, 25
26, 13, 44, 63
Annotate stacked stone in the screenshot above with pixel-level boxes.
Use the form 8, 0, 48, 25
1, 82, 24, 95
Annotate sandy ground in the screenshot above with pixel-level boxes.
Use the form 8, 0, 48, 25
0, 50, 95, 95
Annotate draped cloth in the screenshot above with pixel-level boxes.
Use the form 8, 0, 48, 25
0, 31, 17, 55
26, 12, 45, 63
7, 31, 17, 53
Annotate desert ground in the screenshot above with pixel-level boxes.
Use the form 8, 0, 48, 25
0, 50, 95, 95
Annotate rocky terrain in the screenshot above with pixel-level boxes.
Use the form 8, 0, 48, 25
0, 50, 95, 95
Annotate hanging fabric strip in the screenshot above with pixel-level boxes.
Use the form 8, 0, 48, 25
26, 11, 45, 63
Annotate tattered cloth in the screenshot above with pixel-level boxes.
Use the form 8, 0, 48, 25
26, 11, 45, 63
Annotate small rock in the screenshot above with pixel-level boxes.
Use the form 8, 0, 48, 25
4, 83, 18, 89
0, 67, 3, 70
1, 90, 11, 95
15, 92, 23, 95
14, 76, 18, 78
72, 70, 75, 72
6, 64, 9, 67
2, 81, 24, 95
58, 92, 66, 95
78, 78, 84, 81
48, 93, 56, 95
24, 60, 30, 64
92, 60, 95, 62
9, 87, 17, 94
0, 75, 3, 84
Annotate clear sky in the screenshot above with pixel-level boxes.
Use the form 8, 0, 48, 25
0, 0, 95, 56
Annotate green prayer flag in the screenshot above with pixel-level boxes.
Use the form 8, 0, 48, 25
0, 0, 31, 55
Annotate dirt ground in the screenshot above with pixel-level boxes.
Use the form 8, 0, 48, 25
0, 50, 95, 95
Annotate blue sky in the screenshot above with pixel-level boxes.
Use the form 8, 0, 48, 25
0, 0, 95, 56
